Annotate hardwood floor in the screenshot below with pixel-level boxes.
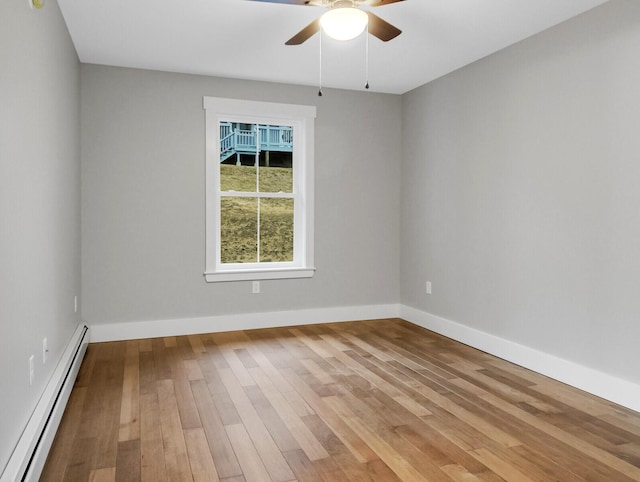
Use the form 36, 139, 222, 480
41, 319, 640, 481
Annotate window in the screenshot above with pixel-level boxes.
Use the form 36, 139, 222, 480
203, 97, 316, 282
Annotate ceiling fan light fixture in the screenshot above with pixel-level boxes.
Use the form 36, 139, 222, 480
320, 7, 368, 41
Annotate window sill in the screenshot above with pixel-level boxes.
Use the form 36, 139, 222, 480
204, 267, 316, 283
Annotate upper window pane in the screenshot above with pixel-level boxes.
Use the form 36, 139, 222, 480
219, 121, 293, 193
220, 164, 257, 193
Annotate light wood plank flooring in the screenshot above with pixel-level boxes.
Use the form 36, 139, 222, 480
41, 319, 640, 481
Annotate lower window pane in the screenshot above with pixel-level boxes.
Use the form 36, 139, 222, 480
260, 198, 294, 262
220, 197, 258, 263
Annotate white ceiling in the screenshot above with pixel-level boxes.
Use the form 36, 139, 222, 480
58, 0, 609, 95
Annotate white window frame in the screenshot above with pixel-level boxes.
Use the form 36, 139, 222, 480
203, 97, 316, 282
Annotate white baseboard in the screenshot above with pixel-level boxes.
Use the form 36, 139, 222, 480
400, 305, 640, 413
89, 304, 401, 343
1, 324, 89, 482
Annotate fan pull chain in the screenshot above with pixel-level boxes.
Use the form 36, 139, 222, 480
318, 32, 323, 97
365, 24, 370, 90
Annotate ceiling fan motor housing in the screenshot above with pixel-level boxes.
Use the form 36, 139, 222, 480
331, 0, 359, 8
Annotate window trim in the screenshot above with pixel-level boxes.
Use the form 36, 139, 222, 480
203, 97, 316, 282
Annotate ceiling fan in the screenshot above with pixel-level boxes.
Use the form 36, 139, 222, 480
248, 0, 405, 45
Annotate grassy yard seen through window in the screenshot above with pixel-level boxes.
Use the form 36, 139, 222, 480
220, 165, 294, 263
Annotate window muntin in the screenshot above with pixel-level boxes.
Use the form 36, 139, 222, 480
204, 97, 315, 282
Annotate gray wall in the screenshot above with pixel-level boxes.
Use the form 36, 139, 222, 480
401, 0, 640, 384
0, 0, 80, 473
81, 65, 401, 325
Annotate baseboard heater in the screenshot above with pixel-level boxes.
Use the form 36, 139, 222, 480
0, 324, 89, 482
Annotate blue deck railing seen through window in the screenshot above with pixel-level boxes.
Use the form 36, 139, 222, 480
220, 122, 293, 163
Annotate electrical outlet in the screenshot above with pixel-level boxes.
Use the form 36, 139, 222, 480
425, 281, 432, 295
252, 281, 260, 294
29, 355, 34, 385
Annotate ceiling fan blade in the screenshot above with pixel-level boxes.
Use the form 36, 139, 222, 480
366, 11, 401, 42
285, 18, 321, 45
363, 0, 405, 6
